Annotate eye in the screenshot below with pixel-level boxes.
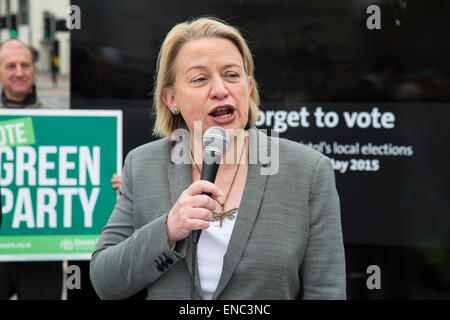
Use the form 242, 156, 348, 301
193, 77, 206, 82
191, 76, 207, 83
225, 72, 240, 80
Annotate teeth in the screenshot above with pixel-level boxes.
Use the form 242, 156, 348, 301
211, 107, 233, 112
210, 107, 233, 119
215, 113, 232, 119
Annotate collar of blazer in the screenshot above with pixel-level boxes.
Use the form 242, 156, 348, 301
167, 125, 272, 299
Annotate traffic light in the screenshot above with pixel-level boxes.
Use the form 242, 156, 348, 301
43, 12, 55, 40
0, 16, 6, 30
8, 14, 18, 38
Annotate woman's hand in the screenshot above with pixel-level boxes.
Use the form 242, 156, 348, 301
111, 174, 122, 194
166, 180, 223, 248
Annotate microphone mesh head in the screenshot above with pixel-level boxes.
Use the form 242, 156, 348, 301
202, 126, 230, 156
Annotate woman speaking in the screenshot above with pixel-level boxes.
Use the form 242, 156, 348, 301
90, 17, 346, 300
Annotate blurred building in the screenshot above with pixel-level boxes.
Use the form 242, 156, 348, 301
0, 0, 70, 76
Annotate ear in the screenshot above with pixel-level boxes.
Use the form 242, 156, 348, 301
31, 63, 37, 78
162, 87, 176, 110
247, 76, 254, 95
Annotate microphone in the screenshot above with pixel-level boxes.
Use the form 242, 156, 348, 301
190, 126, 229, 299
192, 126, 230, 245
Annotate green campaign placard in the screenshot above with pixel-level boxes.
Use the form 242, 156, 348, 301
0, 109, 122, 261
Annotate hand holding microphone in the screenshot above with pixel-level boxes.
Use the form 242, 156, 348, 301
166, 127, 230, 248
166, 180, 223, 248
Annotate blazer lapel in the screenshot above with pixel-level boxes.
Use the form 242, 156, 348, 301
212, 128, 271, 299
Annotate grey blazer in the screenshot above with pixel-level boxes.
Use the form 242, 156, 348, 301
90, 128, 346, 300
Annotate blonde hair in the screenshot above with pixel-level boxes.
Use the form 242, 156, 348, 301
153, 17, 260, 138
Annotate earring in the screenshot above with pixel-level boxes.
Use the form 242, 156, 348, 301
172, 106, 180, 114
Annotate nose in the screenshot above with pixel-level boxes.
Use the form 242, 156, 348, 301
210, 75, 229, 100
14, 66, 24, 77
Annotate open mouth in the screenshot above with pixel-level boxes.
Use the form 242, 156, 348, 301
209, 106, 235, 119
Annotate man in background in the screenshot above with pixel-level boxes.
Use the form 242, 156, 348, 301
0, 38, 63, 299
0, 39, 51, 109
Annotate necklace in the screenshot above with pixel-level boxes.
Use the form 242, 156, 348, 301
191, 136, 246, 227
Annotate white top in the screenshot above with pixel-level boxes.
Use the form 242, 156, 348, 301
197, 211, 238, 300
